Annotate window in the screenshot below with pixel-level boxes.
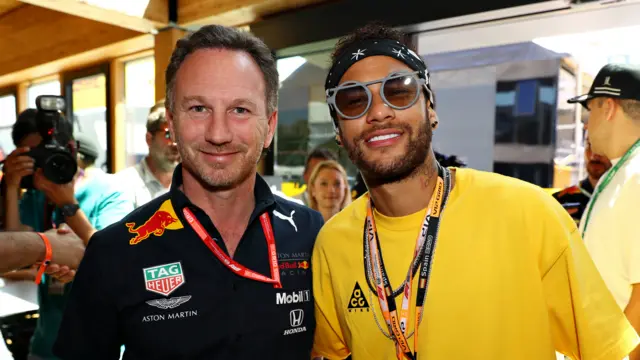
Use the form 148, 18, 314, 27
0, 94, 17, 157
275, 50, 357, 185
69, 73, 108, 170
27, 80, 61, 108
494, 78, 556, 146
124, 56, 155, 167
493, 77, 557, 188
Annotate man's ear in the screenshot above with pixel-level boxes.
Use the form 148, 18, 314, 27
604, 98, 619, 123
165, 108, 177, 144
428, 110, 439, 130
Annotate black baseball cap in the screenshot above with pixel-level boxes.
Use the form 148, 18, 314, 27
568, 63, 640, 108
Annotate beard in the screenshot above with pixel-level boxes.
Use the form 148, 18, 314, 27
586, 160, 608, 180
342, 119, 432, 185
175, 133, 263, 191
150, 144, 180, 173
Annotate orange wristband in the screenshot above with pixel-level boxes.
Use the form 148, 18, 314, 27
35, 232, 52, 285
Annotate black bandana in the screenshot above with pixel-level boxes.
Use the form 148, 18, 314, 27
324, 38, 434, 107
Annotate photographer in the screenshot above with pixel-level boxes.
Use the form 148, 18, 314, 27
1, 101, 134, 360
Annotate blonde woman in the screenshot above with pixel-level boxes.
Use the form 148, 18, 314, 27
308, 160, 351, 222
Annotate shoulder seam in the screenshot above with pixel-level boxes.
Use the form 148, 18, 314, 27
541, 228, 576, 279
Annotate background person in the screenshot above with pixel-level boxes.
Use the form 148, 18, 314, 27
552, 137, 611, 226
568, 63, 640, 360
295, 147, 338, 206
307, 160, 351, 222
1, 108, 134, 360
116, 100, 179, 208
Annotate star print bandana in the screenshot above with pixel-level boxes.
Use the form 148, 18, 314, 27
324, 38, 434, 108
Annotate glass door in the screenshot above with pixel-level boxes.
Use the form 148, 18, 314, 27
63, 65, 112, 172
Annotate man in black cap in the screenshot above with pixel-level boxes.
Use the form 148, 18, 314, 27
552, 136, 611, 226
568, 63, 640, 359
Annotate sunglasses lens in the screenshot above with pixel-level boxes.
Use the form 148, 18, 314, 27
383, 75, 419, 109
335, 85, 369, 118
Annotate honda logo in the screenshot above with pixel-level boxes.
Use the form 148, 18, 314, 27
289, 309, 304, 327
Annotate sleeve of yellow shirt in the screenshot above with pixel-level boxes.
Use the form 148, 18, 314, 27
312, 233, 351, 359
544, 227, 640, 360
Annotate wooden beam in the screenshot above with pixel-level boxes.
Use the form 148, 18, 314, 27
0, 0, 21, 15
16, 82, 28, 113
178, 0, 327, 27
109, 58, 126, 173
18, 0, 163, 33
143, 0, 169, 24
154, 28, 186, 102
0, 34, 154, 88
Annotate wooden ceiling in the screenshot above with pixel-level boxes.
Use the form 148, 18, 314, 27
0, 0, 21, 16
0, 0, 328, 28
0, 0, 329, 86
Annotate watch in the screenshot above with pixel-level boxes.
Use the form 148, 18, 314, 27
60, 203, 80, 217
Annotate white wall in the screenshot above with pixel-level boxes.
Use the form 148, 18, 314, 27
417, 0, 640, 56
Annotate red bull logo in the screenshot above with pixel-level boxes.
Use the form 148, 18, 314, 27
279, 261, 310, 270
127, 200, 183, 245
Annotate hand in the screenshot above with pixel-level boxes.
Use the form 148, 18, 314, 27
44, 224, 85, 269
45, 264, 76, 283
2, 147, 34, 188
34, 168, 76, 206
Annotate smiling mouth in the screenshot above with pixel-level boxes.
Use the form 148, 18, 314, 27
367, 133, 401, 143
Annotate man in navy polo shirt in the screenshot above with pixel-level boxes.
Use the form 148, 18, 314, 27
54, 24, 323, 360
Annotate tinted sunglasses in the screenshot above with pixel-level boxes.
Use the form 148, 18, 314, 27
326, 71, 428, 120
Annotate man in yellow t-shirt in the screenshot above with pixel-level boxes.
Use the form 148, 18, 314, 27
313, 23, 639, 360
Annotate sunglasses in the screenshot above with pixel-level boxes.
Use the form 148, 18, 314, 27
326, 71, 428, 120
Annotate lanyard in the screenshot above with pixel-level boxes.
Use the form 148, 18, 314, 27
582, 138, 640, 237
365, 165, 451, 360
182, 207, 282, 288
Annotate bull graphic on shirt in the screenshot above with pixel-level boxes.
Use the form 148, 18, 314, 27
127, 200, 184, 245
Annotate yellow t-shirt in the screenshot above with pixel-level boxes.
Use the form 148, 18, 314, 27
312, 168, 639, 360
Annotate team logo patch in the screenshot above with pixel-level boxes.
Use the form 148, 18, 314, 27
146, 295, 191, 309
278, 252, 310, 277
348, 282, 370, 312
279, 260, 309, 270
143, 262, 185, 296
127, 200, 184, 245
283, 309, 306, 335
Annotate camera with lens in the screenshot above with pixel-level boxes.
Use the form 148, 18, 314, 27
20, 95, 77, 189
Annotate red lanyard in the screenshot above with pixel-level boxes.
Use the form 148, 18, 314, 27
366, 166, 449, 360
182, 207, 282, 288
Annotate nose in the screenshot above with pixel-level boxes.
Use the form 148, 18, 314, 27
204, 109, 233, 145
366, 83, 394, 124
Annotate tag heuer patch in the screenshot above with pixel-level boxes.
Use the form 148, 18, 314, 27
143, 262, 185, 296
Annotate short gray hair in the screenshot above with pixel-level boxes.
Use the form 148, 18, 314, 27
620, 99, 640, 120
165, 25, 278, 115
146, 99, 166, 133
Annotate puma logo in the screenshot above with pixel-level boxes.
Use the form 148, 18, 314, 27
274, 210, 297, 232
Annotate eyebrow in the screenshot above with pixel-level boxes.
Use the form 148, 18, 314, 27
180, 96, 208, 106
230, 98, 259, 110
180, 95, 259, 110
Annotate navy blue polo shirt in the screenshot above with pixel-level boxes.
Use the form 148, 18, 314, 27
54, 165, 324, 360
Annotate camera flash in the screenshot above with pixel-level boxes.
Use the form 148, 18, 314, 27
36, 95, 65, 112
